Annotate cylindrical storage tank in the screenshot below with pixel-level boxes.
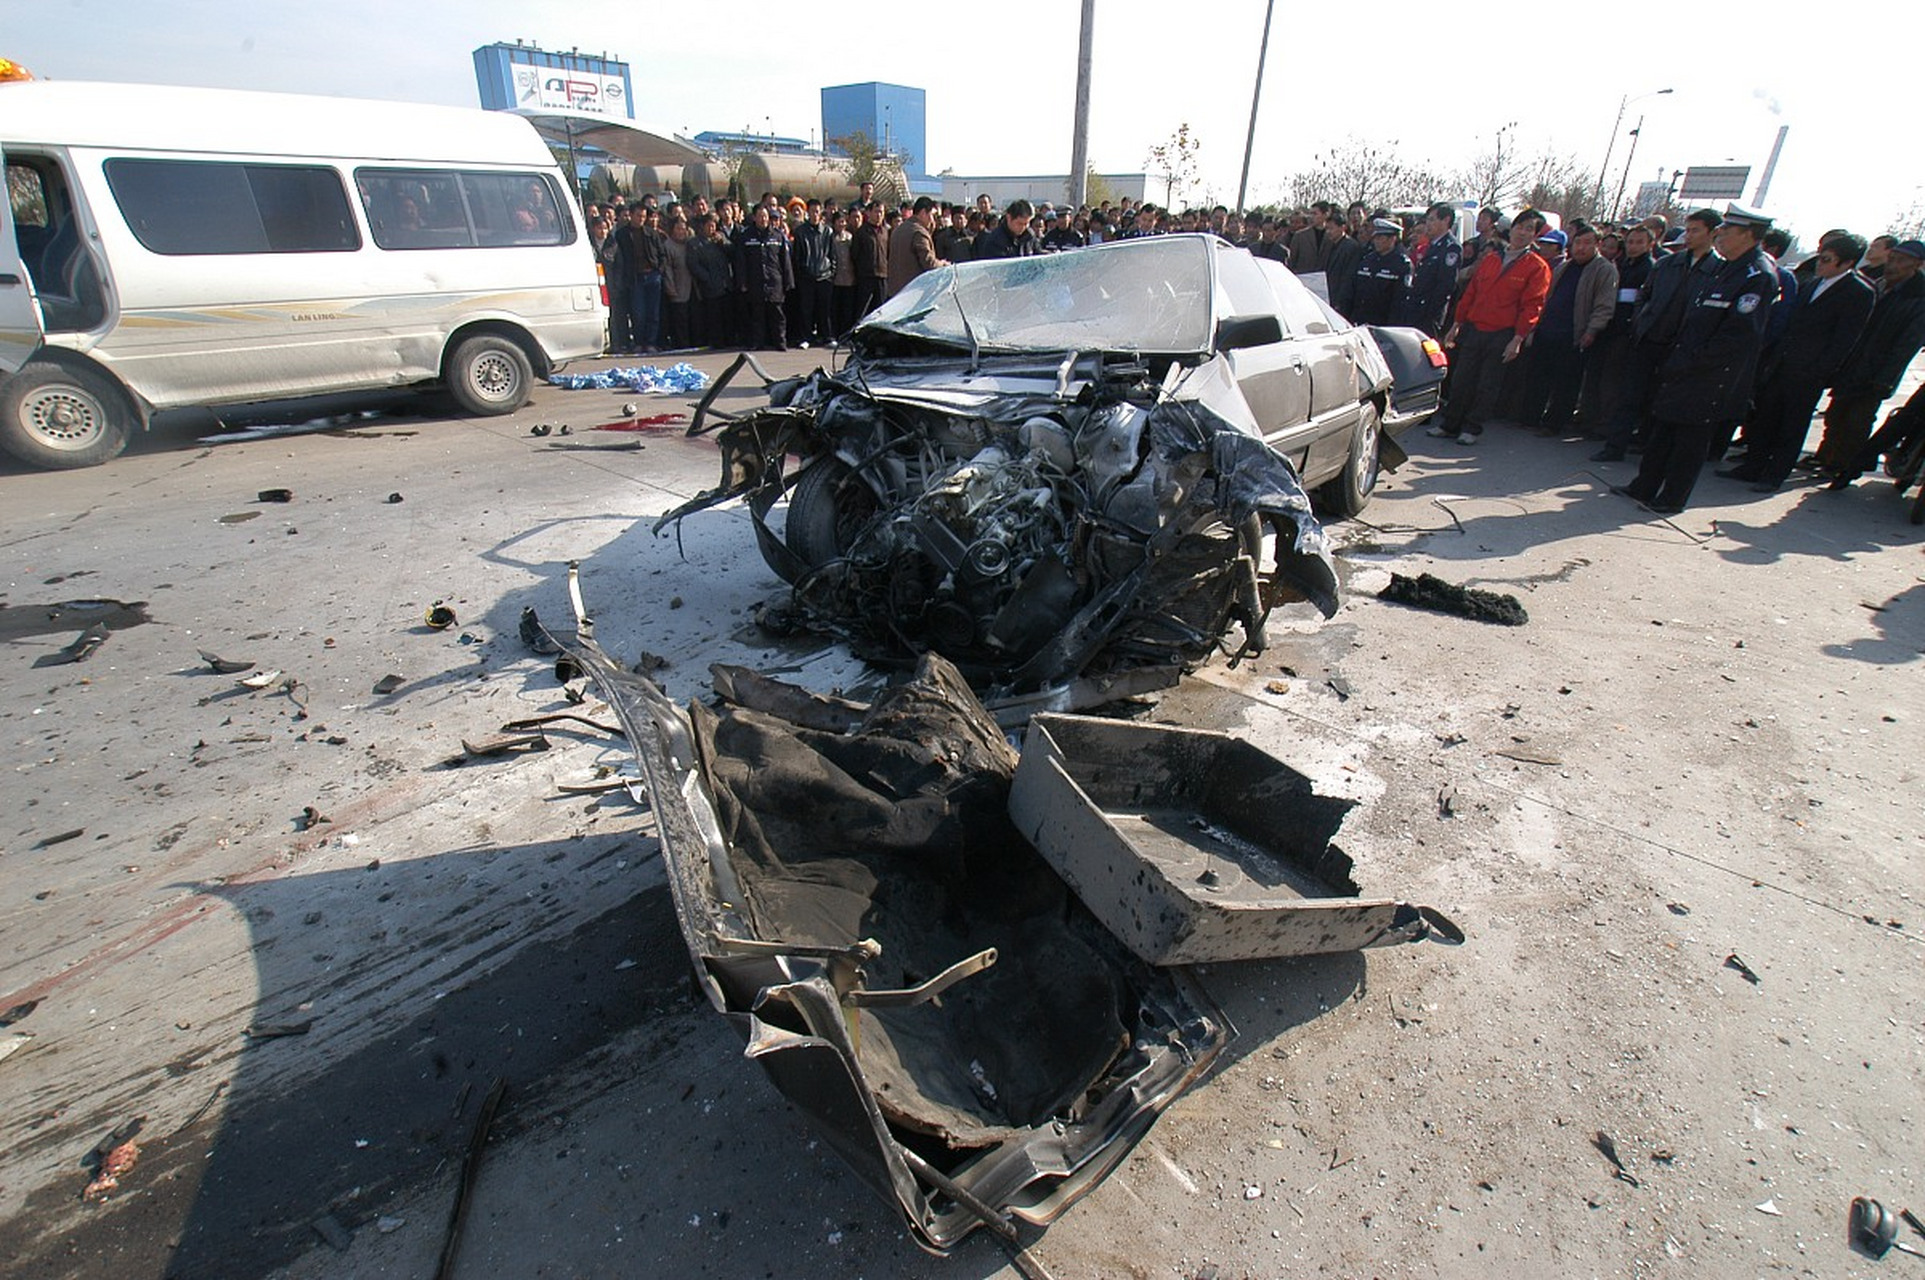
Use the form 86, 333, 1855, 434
628, 165, 685, 203
734, 153, 863, 204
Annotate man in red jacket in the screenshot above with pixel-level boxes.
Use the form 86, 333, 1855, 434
1428, 210, 1552, 445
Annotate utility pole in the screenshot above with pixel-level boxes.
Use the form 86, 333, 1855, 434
1235, 0, 1276, 215
1752, 125, 1790, 206
1069, 0, 1095, 208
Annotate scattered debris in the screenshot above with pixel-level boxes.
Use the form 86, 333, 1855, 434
218, 511, 261, 525
1378, 573, 1529, 626
709, 663, 867, 734
631, 650, 670, 674
1902, 1207, 1925, 1240
519, 606, 560, 655
1755, 1198, 1781, 1216
244, 1020, 314, 1039
1494, 746, 1563, 766
34, 624, 110, 667
0, 1000, 39, 1026
1436, 785, 1456, 819
621, 401, 638, 416
1853, 1196, 1925, 1258
435, 1077, 507, 1280
1264, 680, 1289, 695
425, 603, 458, 630
257, 488, 294, 503
1325, 676, 1353, 701
1592, 1131, 1640, 1187
197, 648, 255, 674
499, 712, 623, 737
457, 732, 549, 759
238, 669, 283, 690
372, 674, 405, 695
1667, 902, 1691, 916
295, 806, 330, 831
528, 423, 552, 437
591, 412, 685, 432
82, 1119, 145, 1202
312, 1212, 353, 1252
0, 1033, 32, 1065
457, 631, 481, 646
1724, 954, 1761, 985
377, 1215, 406, 1234
1435, 731, 1468, 747
33, 829, 84, 849
386, 492, 405, 503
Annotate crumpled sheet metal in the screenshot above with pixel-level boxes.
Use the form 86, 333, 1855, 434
654, 357, 1338, 697
541, 588, 1228, 1251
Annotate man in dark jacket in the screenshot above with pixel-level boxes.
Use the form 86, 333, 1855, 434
1579, 224, 1657, 430
735, 205, 795, 351
1593, 208, 1724, 461
1717, 233, 1874, 491
1347, 219, 1411, 326
1615, 205, 1778, 514
1521, 221, 1618, 435
788, 202, 835, 347
1813, 239, 1925, 482
850, 202, 890, 319
686, 214, 733, 349
974, 199, 1041, 259
1395, 203, 1459, 335
1323, 218, 1364, 317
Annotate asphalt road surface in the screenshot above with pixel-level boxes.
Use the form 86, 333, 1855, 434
0, 348, 1919, 1280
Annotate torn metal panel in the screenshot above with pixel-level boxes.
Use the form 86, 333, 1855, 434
1009, 715, 1464, 965
654, 235, 1368, 699
540, 576, 1230, 1252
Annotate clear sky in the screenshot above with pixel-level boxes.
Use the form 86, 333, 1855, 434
6, 0, 1915, 241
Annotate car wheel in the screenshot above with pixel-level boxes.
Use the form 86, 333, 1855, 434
0, 362, 133, 469
785, 458, 878, 568
1317, 400, 1383, 518
446, 334, 533, 416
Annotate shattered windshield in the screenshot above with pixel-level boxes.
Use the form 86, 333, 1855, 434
860, 234, 1216, 354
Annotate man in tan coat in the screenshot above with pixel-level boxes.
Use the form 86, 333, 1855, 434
886, 196, 949, 299
1520, 220, 1618, 436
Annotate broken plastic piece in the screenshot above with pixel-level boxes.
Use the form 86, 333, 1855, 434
257, 488, 293, 503
34, 624, 109, 667
197, 648, 255, 674
238, 669, 283, 689
1724, 954, 1761, 985
425, 603, 457, 630
372, 673, 405, 695
245, 1020, 314, 1039
1853, 1196, 1925, 1258
386, 492, 404, 504
459, 732, 549, 758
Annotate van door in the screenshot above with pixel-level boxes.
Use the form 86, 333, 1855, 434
1, 156, 50, 372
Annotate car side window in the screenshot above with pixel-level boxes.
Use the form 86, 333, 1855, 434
104, 158, 359, 255
355, 168, 572, 250
1258, 260, 1338, 336
1215, 249, 1280, 328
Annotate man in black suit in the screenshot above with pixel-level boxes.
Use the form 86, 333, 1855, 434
1718, 233, 1876, 492
1816, 238, 1925, 484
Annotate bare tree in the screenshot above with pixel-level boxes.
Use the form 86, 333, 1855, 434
1456, 122, 1530, 211
1280, 136, 1452, 210
1887, 192, 1925, 240
1519, 151, 1604, 222
1145, 123, 1201, 209
820, 131, 912, 204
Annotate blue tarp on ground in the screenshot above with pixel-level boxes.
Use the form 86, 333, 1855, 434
548, 363, 710, 394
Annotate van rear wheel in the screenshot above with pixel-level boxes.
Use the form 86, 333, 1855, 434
446, 334, 533, 416
0, 362, 133, 469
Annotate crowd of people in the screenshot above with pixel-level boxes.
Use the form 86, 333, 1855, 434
587, 184, 1925, 516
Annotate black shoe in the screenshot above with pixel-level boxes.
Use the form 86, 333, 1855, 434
1649, 502, 1685, 516
1610, 483, 1653, 503
1748, 481, 1779, 494
1714, 467, 1757, 480
1592, 447, 1626, 462
1824, 472, 1854, 491
1793, 454, 1823, 472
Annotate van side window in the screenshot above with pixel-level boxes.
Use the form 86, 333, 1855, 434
103, 159, 359, 255
355, 169, 572, 250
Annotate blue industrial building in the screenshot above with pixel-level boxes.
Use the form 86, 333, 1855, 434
472, 42, 634, 120
820, 82, 927, 180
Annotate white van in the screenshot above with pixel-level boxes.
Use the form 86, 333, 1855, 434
1, 77, 607, 467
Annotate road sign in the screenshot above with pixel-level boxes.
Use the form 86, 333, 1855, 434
1678, 165, 1751, 201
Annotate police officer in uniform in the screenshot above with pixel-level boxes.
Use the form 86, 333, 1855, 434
1397, 203, 1460, 335
1615, 204, 1779, 514
1348, 219, 1413, 326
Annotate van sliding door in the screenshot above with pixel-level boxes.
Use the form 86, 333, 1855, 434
1, 157, 50, 372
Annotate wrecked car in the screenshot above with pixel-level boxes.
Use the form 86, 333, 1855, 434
660, 233, 1445, 695
540, 573, 1458, 1255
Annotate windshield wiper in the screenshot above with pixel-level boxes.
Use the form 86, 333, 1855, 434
948, 269, 982, 376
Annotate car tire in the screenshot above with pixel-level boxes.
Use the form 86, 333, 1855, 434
785, 458, 877, 569
1318, 400, 1383, 518
445, 334, 533, 417
0, 361, 134, 469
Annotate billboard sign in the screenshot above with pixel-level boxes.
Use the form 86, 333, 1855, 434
511, 60, 626, 114
1678, 165, 1750, 201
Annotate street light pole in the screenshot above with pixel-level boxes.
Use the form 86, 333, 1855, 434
1595, 88, 1671, 216
1069, 0, 1094, 208
1235, 0, 1277, 215
1610, 115, 1647, 222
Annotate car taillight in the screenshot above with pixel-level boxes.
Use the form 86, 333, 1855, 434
1422, 338, 1448, 369
596, 262, 608, 308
